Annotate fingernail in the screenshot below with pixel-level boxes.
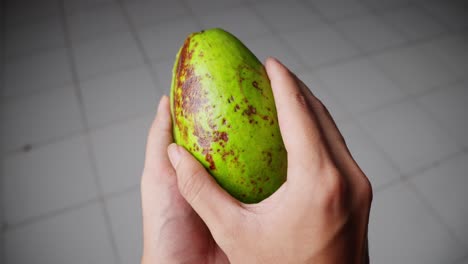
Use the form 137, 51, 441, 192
167, 143, 181, 166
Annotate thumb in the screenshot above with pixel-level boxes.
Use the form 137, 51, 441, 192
167, 143, 240, 230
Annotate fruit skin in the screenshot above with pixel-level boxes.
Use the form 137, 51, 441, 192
170, 28, 287, 203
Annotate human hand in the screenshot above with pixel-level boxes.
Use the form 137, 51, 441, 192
166, 58, 373, 263
140, 96, 229, 263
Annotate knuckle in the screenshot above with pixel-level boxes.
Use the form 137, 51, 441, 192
316, 167, 347, 212
358, 176, 373, 206
291, 91, 309, 110
313, 97, 327, 112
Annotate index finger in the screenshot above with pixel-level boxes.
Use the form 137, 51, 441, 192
265, 58, 330, 180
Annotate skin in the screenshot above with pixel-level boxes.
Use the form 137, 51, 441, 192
141, 58, 372, 264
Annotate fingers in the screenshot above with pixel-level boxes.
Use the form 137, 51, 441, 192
143, 95, 173, 172
167, 143, 240, 232
295, 77, 371, 190
265, 57, 329, 179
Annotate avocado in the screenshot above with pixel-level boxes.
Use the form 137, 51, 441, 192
170, 28, 287, 203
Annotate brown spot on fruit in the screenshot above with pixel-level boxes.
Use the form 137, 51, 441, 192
258, 188, 263, 194
266, 151, 272, 165
221, 149, 235, 161
205, 153, 216, 170
243, 105, 257, 116
173, 34, 209, 141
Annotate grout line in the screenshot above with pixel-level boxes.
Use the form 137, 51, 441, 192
412, 1, 459, 33
244, 0, 409, 196
2, 197, 100, 232
102, 184, 140, 202
405, 178, 468, 250
62, 0, 115, 17
0, 128, 85, 158
245, 0, 310, 71
1, 0, 7, 261
57, 1, 122, 263
337, 1, 468, 242
114, 0, 169, 97
0, 110, 153, 160
2, 182, 143, 233
178, 0, 206, 29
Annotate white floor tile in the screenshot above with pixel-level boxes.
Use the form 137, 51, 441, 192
153, 59, 175, 95
124, 0, 188, 27
1, 86, 84, 153
5, 17, 65, 58
334, 14, 406, 53
91, 115, 152, 195
338, 122, 400, 188
139, 17, 201, 61
67, 3, 129, 43
372, 45, 457, 95
316, 58, 406, 115
4, 203, 117, 264
309, 0, 370, 21
381, 6, 446, 41
253, 0, 323, 33
106, 190, 142, 264
360, 0, 412, 12
418, 34, 468, 79
80, 67, 159, 129
410, 153, 468, 248
417, 82, 468, 147
457, 257, 468, 264
2, 135, 98, 224
186, 0, 246, 16
0, 236, 4, 263
358, 99, 460, 174
421, 1, 468, 31
369, 182, 465, 264
73, 31, 144, 81
243, 35, 305, 74
199, 6, 271, 41
281, 26, 359, 68
5, 0, 60, 26
64, 0, 114, 15
3, 48, 73, 98
297, 72, 350, 122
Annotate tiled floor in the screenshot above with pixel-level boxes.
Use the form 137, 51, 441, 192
1, 0, 467, 263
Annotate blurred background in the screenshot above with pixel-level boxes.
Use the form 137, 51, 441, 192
1, 0, 467, 263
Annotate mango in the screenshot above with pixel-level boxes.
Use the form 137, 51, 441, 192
170, 28, 287, 203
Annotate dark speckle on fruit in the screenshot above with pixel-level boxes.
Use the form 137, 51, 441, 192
243, 105, 257, 116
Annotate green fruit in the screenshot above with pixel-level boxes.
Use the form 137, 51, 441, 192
170, 28, 287, 203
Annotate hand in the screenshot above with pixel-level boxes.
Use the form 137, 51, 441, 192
140, 96, 229, 263
166, 58, 373, 263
